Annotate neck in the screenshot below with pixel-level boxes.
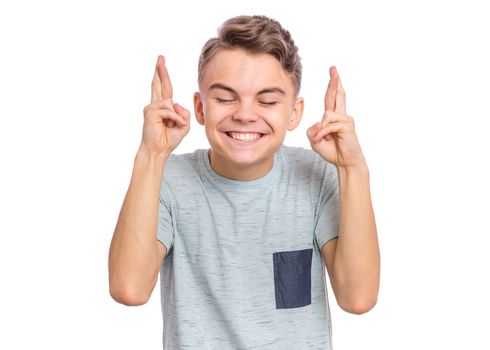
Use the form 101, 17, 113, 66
208, 149, 274, 181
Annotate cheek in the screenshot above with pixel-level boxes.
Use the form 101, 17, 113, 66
204, 104, 235, 126
204, 102, 226, 117
202, 110, 222, 133
269, 108, 293, 128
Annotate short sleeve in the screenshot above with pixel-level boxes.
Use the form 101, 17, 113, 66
314, 161, 340, 250
156, 183, 174, 257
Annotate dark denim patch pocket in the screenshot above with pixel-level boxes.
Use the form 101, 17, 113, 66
273, 248, 313, 309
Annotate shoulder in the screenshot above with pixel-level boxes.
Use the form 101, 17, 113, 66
163, 149, 205, 180
279, 145, 334, 179
160, 149, 207, 200
159, 149, 207, 203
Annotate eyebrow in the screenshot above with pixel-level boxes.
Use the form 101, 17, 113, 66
208, 83, 286, 96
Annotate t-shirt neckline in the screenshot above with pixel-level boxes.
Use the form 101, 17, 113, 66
200, 147, 281, 189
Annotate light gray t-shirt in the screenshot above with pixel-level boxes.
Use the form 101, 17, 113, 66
157, 145, 339, 349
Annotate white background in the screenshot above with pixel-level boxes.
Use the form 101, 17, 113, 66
1, 0, 489, 349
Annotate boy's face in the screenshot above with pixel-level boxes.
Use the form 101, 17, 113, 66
194, 49, 304, 181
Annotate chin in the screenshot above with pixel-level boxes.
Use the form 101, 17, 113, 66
225, 148, 269, 166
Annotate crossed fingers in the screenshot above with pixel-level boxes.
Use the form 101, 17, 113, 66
151, 55, 173, 104
317, 66, 349, 140
324, 66, 346, 116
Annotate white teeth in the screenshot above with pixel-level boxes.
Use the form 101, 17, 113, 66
229, 132, 262, 141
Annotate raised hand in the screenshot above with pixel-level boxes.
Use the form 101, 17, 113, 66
306, 66, 365, 169
140, 55, 190, 156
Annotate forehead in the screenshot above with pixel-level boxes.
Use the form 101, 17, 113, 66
201, 49, 294, 95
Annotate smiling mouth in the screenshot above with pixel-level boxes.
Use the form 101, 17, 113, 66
225, 132, 265, 142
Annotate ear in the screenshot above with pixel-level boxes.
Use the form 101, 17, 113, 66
194, 92, 205, 125
287, 97, 304, 131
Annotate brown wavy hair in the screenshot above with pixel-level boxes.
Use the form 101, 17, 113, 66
198, 15, 302, 96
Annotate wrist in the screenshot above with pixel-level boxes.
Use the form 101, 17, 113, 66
337, 162, 370, 178
136, 145, 170, 168
137, 144, 171, 160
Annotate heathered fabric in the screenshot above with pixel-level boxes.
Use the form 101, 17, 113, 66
156, 145, 339, 349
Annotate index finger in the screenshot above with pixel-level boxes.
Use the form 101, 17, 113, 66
151, 56, 163, 103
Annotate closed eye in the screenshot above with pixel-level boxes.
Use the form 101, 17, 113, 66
259, 101, 277, 106
216, 98, 236, 103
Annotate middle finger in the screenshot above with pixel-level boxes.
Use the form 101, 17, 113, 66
151, 56, 163, 103
324, 66, 338, 112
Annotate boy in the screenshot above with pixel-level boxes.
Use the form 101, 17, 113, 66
109, 15, 380, 349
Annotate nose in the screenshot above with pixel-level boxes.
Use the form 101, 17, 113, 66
232, 102, 258, 123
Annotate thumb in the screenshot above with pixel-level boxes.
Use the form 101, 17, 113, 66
174, 103, 190, 121
306, 123, 321, 141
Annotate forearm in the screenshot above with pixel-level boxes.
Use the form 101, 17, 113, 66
333, 164, 380, 312
108, 147, 169, 304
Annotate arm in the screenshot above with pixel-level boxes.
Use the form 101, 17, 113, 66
307, 66, 380, 314
108, 55, 190, 306
322, 164, 380, 314
108, 149, 169, 306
